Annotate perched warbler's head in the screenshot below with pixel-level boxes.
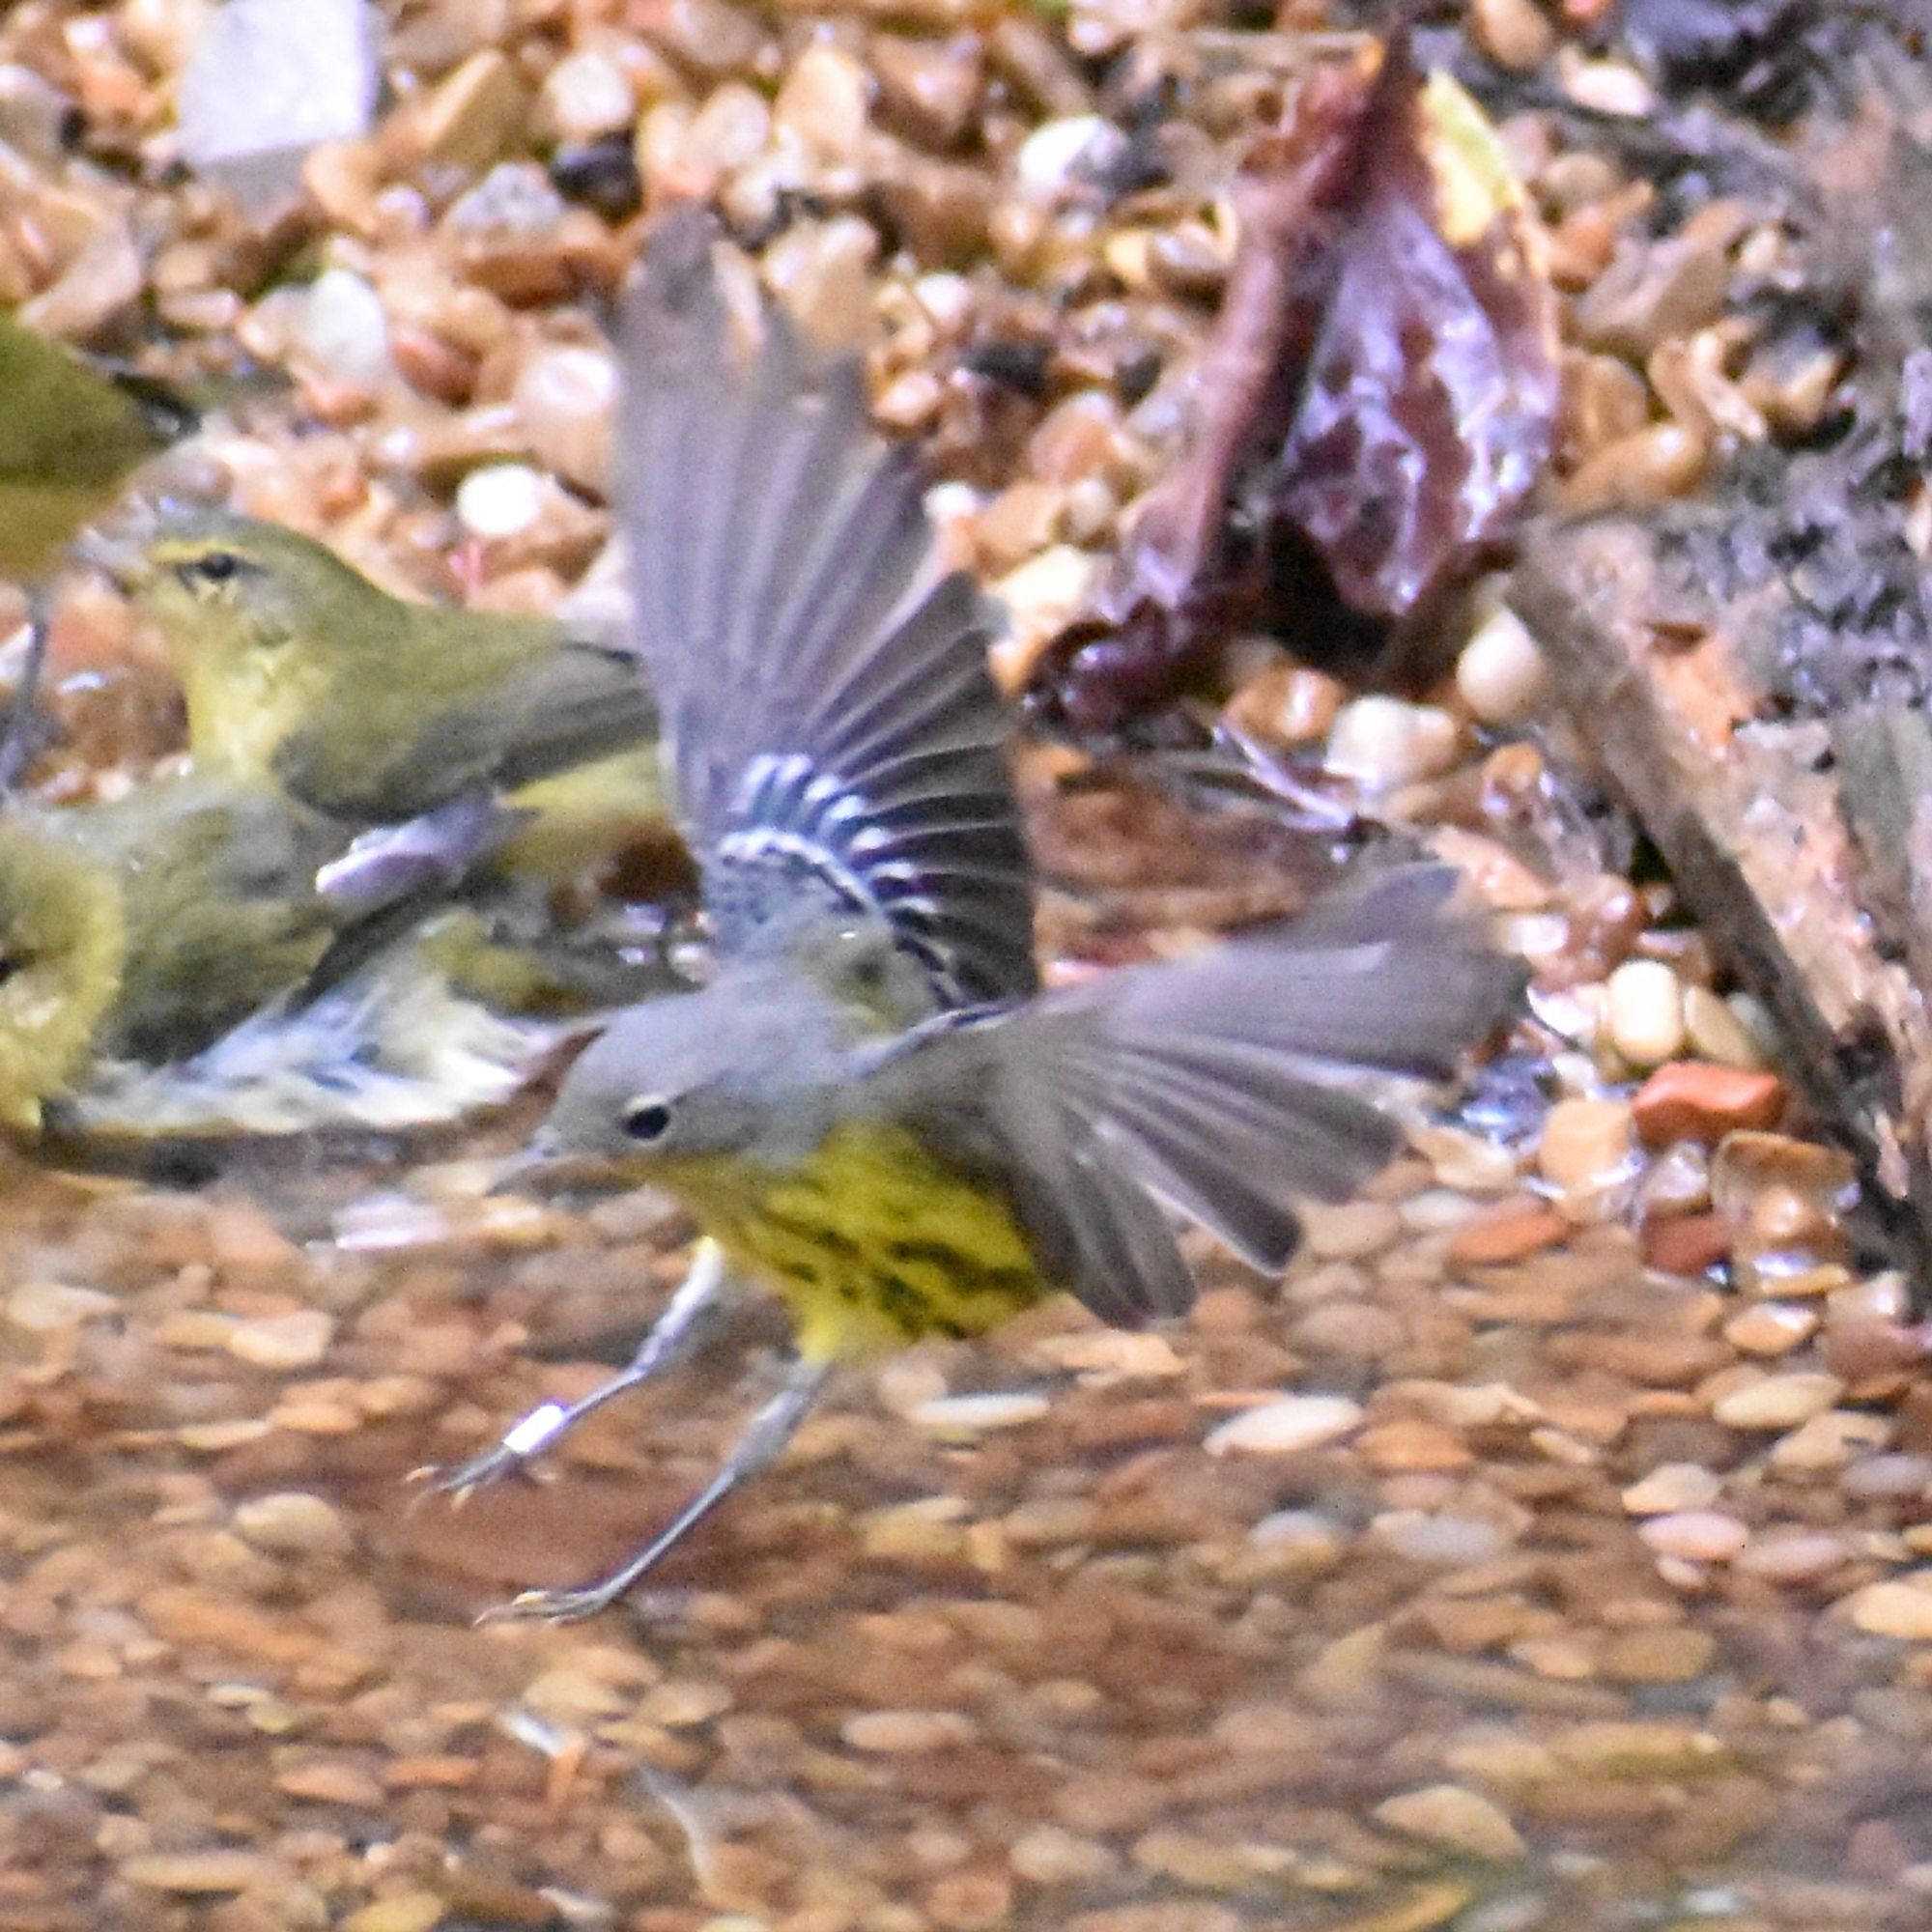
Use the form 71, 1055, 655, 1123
0, 824, 126, 1133
111, 513, 382, 670
530, 970, 849, 1180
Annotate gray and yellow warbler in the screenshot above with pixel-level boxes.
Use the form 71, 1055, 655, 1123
451, 213, 1526, 1623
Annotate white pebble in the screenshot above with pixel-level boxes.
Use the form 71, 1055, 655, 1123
1637, 1510, 1749, 1563
1846, 1577, 1932, 1640
7, 1281, 117, 1330
1325, 696, 1462, 788
538, 51, 634, 144
1605, 958, 1687, 1067
296, 266, 392, 389
1622, 1463, 1722, 1515
910, 1391, 1049, 1440
513, 344, 617, 495
840, 1709, 980, 1752
1016, 115, 1129, 202
1711, 1372, 1843, 1431
1372, 1510, 1510, 1565
225, 1310, 335, 1371
1206, 1394, 1363, 1457
1457, 604, 1548, 725
233, 1491, 354, 1557
456, 462, 545, 540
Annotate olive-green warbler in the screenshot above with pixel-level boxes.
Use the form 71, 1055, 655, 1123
457, 215, 1524, 1623
104, 513, 665, 877
0, 312, 193, 584
0, 775, 585, 1140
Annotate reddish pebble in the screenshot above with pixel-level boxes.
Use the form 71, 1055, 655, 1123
1449, 1200, 1568, 1267
1641, 1211, 1733, 1276
1633, 1063, 1784, 1147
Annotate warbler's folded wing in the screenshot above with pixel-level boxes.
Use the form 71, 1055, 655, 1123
275, 628, 661, 823
614, 212, 1037, 1009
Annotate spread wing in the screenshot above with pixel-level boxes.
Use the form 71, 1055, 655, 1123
893, 865, 1525, 1325
614, 212, 1037, 1010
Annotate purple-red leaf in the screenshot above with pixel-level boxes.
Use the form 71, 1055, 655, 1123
1029, 33, 1559, 737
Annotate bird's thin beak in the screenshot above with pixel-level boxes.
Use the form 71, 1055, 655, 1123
487, 1130, 619, 1198
72, 526, 148, 592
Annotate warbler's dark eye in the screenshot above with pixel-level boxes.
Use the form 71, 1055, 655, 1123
620, 1095, 672, 1142
180, 551, 242, 591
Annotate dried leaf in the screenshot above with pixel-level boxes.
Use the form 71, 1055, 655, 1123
1030, 34, 1558, 736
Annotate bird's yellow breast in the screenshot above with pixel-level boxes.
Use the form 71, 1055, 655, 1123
660, 1121, 1045, 1361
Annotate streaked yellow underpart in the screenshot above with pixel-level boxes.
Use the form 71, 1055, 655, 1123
661, 1120, 1045, 1361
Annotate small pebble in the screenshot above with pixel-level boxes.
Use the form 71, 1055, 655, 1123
340, 1895, 447, 1932
1736, 1531, 1848, 1583
1015, 115, 1128, 201
1605, 959, 1686, 1068
1470, 0, 1555, 70
841, 1710, 980, 1753
512, 344, 616, 495
121, 1852, 273, 1894
1009, 1826, 1119, 1885
1457, 604, 1549, 726
1682, 987, 1765, 1068
1375, 1784, 1526, 1861
1372, 1512, 1509, 1566
233, 1492, 355, 1558
538, 50, 633, 145
1845, 1577, 1932, 1641
1537, 1096, 1635, 1192
1326, 696, 1462, 788
1722, 1301, 1819, 1356
296, 267, 393, 389
1300, 1199, 1403, 1262
226, 1310, 336, 1371
911, 1392, 1050, 1439
1634, 1063, 1784, 1146
1637, 1510, 1749, 1563
1599, 1626, 1718, 1684
1622, 1463, 1723, 1515
774, 43, 871, 161
456, 463, 546, 540
1712, 1373, 1843, 1431
8, 1281, 117, 1330
1205, 1395, 1364, 1457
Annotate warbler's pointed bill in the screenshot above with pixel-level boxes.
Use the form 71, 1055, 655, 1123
616, 212, 1037, 1012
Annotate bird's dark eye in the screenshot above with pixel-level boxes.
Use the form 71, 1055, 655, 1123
179, 551, 242, 591
620, 1095, 672, 1142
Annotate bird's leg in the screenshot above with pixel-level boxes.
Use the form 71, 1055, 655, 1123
425, 1237, 735, 1501
485, 1352, 832, 1624
0, 589, 51, 792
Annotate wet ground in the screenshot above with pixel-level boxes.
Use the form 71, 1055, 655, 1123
4, 858, 1932, 1932
6, 0, 1932, 1925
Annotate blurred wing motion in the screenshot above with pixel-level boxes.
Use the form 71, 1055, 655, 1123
68, 937, 571, 1139
901, 864, 1527, 1326
617, 213, 1037, 1009
0, 314, 189, 580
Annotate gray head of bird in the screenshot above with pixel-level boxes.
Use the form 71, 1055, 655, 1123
513, 968, 855, 1187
